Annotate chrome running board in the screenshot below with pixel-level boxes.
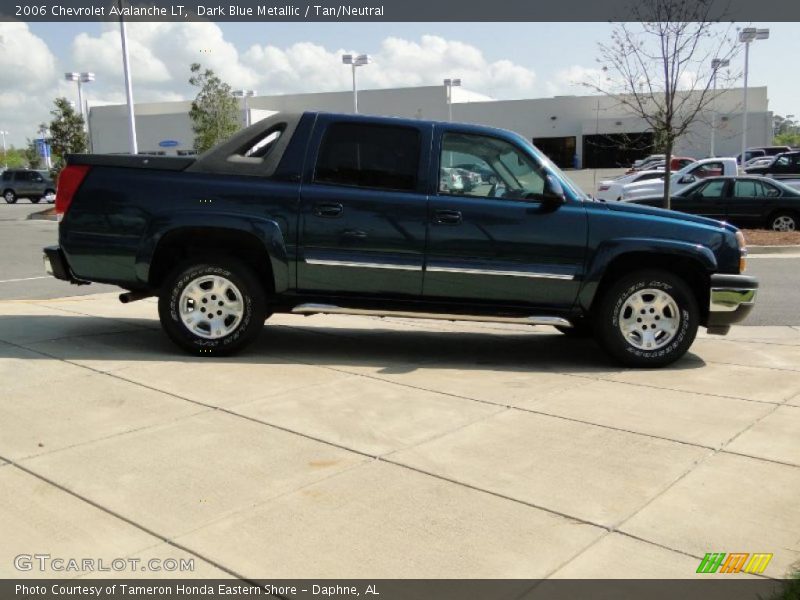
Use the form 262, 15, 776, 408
291, 303, 572, 328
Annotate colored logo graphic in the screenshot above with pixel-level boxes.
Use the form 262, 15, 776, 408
696, 553, 773, 574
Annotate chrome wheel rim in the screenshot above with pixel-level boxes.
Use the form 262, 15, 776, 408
618, 288, 680, 351
4, 192, 13, 201
178, 275, 244, 339
772, 215, 796, 232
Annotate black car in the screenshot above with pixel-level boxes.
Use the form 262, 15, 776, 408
744, 150, 800, 183
628, 176, 800, 231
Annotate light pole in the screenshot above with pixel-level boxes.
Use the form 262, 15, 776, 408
710, 58, 729, 157
342, 54, 371, 114
443, 78, 462, 122
592, 66, 610, 192
739, 27, 769, 165
118, 0, 138, 155
64, 72, 95, 128
233, 90, 256, 127
0, 130, 7, 169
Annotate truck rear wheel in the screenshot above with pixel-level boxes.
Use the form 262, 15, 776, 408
158, 258, 267, 356
593, 269, 699, 368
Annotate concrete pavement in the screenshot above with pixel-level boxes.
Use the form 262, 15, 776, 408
1, 292, 799, 580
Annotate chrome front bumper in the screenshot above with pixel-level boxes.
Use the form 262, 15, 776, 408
706, 274, 758, 335
710, 287, 757, 312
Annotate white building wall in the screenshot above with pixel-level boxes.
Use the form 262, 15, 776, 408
89, 85, 770, 164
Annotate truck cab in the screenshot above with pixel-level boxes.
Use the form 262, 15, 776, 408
44, 112, 757, 367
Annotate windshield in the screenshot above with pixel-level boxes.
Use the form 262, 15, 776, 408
522, 136, 590, 201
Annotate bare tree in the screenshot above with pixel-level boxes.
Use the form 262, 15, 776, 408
588, 0, 739, 209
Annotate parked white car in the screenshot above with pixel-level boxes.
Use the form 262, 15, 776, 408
744, 156, 774, 169
439, 167, 465, 192
596, 170, 667, 201
621, 157, 738, 201
632, 154, 665, 169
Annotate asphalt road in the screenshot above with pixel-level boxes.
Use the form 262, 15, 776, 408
1, 203, 797, 325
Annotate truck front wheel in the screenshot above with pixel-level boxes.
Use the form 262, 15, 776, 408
593, 269, 699, 368
158, 258, 267, 356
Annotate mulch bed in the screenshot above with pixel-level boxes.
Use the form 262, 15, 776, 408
741, 229, 800, 246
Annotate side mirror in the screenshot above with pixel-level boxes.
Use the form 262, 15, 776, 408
543, 174, 566, 204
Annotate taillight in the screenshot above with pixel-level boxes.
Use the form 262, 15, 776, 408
55, 165, 91, 218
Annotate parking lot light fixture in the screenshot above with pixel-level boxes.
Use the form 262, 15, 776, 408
444, 78, 462, 122
64, 72, 95, 128
710, 58, 730, 157
342, 53, 371, 114
739, 27, 769, 165
232, 90, 257, 127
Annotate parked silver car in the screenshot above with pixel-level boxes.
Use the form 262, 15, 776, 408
1, 169, 56, 203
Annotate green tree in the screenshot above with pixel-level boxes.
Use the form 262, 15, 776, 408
589, 0, 738, 209
189, 63, 240, 153
24, 139, 43, 169
775, 132, 800, 147
0, 146, 29, 169
773, 114, 799, 146
47, 97, 87, 172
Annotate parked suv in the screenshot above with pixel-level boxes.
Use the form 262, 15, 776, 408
1, 169, 56, 203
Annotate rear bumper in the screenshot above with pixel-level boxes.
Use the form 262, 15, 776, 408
706, 274, 758, 335
43, 245, 88, 285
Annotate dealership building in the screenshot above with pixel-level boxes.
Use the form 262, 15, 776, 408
88, 84, 771, 168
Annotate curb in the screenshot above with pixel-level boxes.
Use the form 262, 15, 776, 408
26, 209, 57, 221
748, 245, 800, 255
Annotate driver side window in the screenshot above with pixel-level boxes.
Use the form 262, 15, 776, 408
439, 132, 546, 200
696, 179, 726, 198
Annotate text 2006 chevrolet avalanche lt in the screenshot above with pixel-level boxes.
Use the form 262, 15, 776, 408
43, 112, 757, 367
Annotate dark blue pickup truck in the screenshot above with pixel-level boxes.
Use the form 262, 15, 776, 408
44, 112, 757, 367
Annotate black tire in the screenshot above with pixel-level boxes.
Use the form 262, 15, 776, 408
3, 190, 16, 204
767, 210, 797, 232
157, 258, 267, 356
30, 196, 41, 204
593, 269, 699, 368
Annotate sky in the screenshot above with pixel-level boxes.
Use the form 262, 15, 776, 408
0, 21, 797, 147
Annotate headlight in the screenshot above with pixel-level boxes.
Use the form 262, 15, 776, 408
735, 230, 747, 273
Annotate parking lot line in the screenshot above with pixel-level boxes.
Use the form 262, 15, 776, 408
0, 276, 50, 284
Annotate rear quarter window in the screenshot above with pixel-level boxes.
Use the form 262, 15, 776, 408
314, 122, 420, 192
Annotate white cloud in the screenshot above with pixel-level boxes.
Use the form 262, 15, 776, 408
243, 35, 538, 99
0, 22, 56, 92
1, 25, 545, 147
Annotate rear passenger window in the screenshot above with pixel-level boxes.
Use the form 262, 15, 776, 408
734, 180, 759, 197
314, 123, 420, 192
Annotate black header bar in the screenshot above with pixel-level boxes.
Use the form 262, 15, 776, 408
2, 0, 800, 22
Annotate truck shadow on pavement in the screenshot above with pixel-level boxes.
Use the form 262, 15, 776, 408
0, 313, 707, 374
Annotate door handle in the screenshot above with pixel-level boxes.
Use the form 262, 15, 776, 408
313, 203, 343, 218
342, 229, 368, 239
434, 209, 462, 225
